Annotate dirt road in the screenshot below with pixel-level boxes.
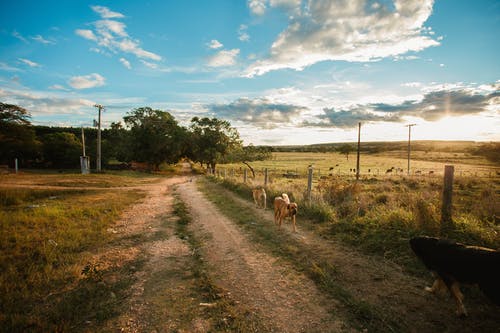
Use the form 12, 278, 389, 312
67, 170, 497, 332
177, 179, 352, 332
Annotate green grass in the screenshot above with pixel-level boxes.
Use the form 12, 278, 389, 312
0, 187, 144, 332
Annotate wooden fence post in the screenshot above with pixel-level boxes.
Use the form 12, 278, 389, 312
264, 168, 268, 187
441, 165, 454, 234
307, 166, 313, 201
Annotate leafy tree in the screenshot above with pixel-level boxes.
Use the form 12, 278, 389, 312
337, 144, 353, 161
224, 144, 272, 178
102, 122, 130, 163
0, 103, 40, 166
189, 117, 242, 172
41, 132, 82, 168
123, 107, 186, 170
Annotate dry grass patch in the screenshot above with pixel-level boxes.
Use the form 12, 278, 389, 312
0, 187, 144, 332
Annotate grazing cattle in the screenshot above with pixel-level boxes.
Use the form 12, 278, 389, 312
410, 236, 500, 317
329, 167, 334, 171
386, 167, 395, 174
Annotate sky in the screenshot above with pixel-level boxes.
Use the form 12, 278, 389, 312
0, 0, 499, 146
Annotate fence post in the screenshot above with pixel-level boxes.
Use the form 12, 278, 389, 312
307, 166, 313, 201
243, 169, 247, 183
441, 165, 454, 234
264, 168, 268, 187
15, 158, 18, 174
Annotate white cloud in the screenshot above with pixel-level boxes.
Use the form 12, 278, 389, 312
96, 19, 128, 37
68, 73, 105, 89
248, 0, 266, 15
12, 31, 28, 43
401, 82, 422, 88
18, 58, 40, 67
31, 35, 55, 45
49, 84, 70, 91
140, 60, 158, 69
207, 49, 240, 67
117, 39, 161, 61
246, 0, 439, 76
270, 0, 301, 7
208, 39, 223, 49
91, 5, 125, 19
238, 25, 250, 42
76, 7, 162, 62
0, 88, 95, 114
76, 29, 97, 41
119, 57, 131, 69
0, 62, 21, 71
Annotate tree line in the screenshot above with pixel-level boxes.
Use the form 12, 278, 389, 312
0, 103, 271, 171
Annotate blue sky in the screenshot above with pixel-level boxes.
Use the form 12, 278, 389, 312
1, 0, 498, 145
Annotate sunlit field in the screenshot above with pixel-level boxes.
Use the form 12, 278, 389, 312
215, 150, 500, 272
220, 151, 499, 178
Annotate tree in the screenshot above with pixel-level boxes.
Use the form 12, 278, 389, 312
337, 144, 353, 161
0, 103, 40, 166
41, 132, 82, 168
102, 122, 130, 163
224, 144, 272, 178
123, 107, 186, 170
189, 117, 242, 172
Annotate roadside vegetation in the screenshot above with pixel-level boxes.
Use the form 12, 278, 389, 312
0, 173, 145, 332
198, 178, 405, 332
207, 162, 499, 275
200, 170, 499, 332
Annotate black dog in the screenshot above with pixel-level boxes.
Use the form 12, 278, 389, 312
410, 236, 500, 316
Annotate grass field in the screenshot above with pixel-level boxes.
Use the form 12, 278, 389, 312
220, 151, 499, 179
0, 172, 147, 332
216, 151, 500, 266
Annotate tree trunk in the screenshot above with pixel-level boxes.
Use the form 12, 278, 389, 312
242, 161, 256, 178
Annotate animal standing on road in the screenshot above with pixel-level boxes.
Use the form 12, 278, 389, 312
252, 187, 267, 209
274, 197, 298, 232
410, 236, 500, 317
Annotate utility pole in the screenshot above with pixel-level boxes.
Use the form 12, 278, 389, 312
94, 104, 104, 172
356, 122, 361, 181
81, 126, 86, 157
406, 124, 416, 176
